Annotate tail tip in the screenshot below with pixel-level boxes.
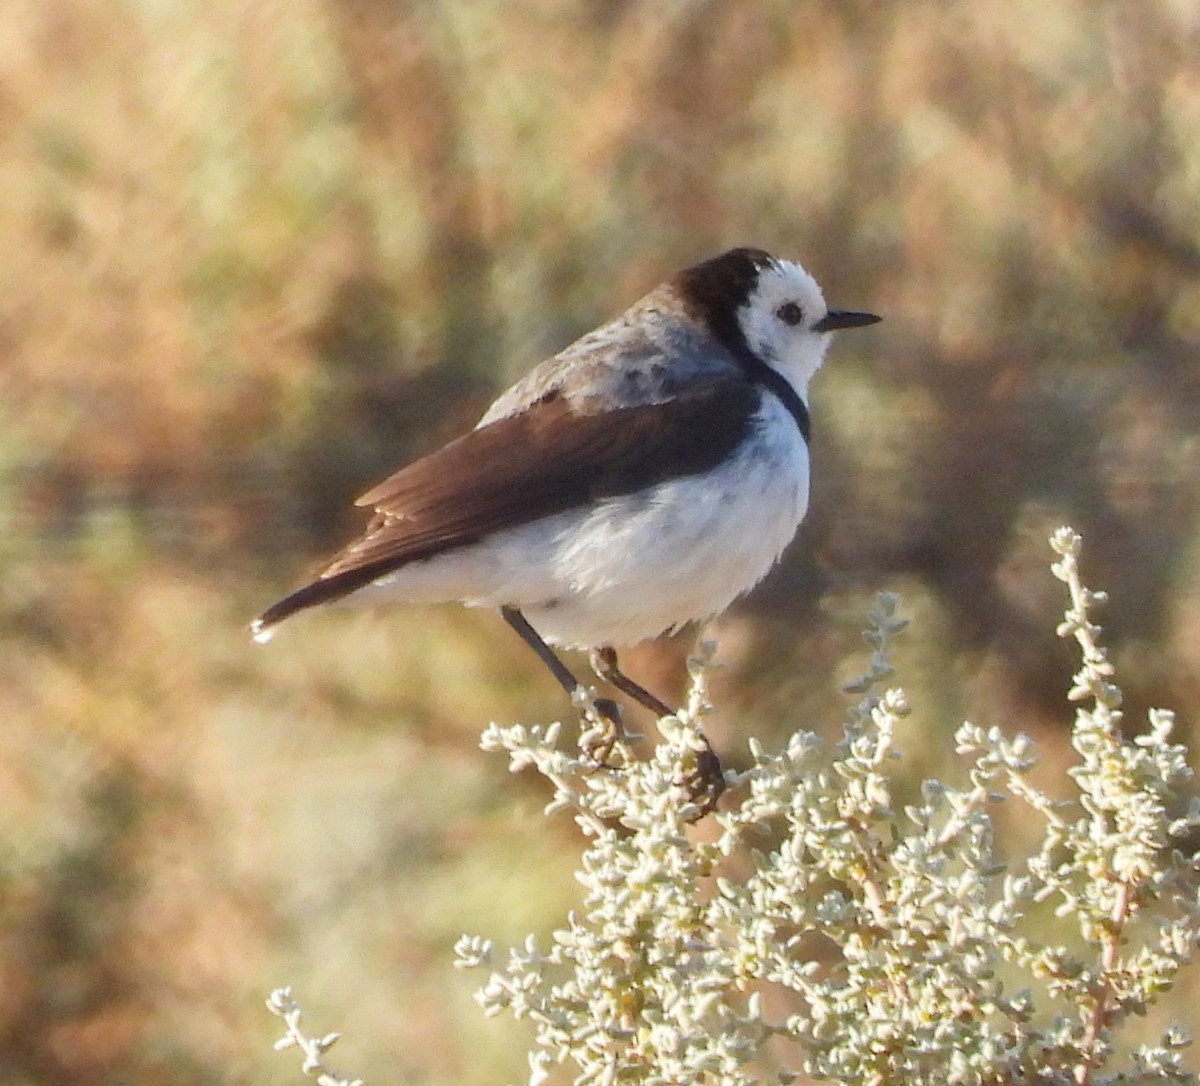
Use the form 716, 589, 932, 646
250, 617, 277, 645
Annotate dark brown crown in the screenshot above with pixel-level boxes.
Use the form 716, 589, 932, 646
674, 248, 776, 361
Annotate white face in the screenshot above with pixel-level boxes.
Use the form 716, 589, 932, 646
735, 260, 834, 396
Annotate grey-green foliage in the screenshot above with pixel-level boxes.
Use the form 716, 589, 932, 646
456, 530, 1200, 1086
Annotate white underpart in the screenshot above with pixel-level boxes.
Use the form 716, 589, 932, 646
346, 394, 810, 648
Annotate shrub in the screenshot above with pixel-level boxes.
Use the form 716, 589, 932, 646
272, 528, 1200, 1086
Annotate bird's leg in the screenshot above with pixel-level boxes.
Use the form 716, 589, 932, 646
499, 606, 624, 740
588, 646, 672, 717
590, 645, 725, 814
500, 605, 582, 696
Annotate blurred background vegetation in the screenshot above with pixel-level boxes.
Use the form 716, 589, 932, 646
2, 0, 1199, 1082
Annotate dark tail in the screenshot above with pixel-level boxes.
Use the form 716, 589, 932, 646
250, 561, 397, 642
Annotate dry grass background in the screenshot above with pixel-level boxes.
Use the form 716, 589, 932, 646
3, 1, 1200, 1083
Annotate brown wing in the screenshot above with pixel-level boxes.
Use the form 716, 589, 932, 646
254, 375, 760, 629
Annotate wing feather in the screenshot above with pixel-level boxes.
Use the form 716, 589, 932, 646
329, 374, 758, 574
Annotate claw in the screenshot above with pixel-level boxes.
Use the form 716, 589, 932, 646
678, 736, 725, 817
579, 693, 633, 767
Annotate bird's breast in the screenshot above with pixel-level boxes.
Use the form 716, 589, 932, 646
517, 394, 812, 646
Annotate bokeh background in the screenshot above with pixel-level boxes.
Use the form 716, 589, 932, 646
3, 0, 1200, 1082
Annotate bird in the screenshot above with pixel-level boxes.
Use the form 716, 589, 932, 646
252, 247, 879, 739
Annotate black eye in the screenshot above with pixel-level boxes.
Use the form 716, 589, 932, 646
776, 301, 804, 326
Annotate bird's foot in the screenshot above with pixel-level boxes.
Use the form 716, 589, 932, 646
572, 685, 723, 818
677, 731, 726, 817
574, 686, 641, 767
